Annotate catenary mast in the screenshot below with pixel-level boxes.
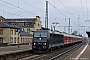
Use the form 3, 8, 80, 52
45, 1, 48, 28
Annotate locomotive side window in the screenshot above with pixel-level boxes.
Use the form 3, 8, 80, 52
50, 33, 63, 44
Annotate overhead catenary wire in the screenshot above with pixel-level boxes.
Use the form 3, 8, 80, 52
21, 0, 54, 21
21, 0, 72, 23
0, 0, 54, 23
58, 0, 79, 18
58, 0, 85, 18
21, 0, 45, 13
0, 0, 85, 28
44, 0, 80, 27
0, 4, 14, 9
58, 0, 78, 27
0, 10, 23, 17
0, 0, 36, 16
21, 0, 55, 23
86, 0, 88, 20
48, 2, 68, 18
58, 0, 90, 28
44, 0, 68, 18
21, 0, 53, 23
57, 0, 80, 27
21, 0, 64, 22
45, 0, 84, 28
0, 3, 23, 17
0, 0, 62, 21
79, 0, 85, 19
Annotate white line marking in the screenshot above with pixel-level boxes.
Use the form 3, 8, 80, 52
74, 40, 89, 60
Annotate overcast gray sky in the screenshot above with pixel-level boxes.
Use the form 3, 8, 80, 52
0, 0, 90, 36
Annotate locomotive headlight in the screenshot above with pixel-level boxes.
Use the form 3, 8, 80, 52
34, 43, 36, 45
39, 38, 41, 40
44, 43, 46, 45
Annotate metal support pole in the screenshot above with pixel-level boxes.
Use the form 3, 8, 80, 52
54, 26, 55, 31
45, 1, 48, 28
68, 18, 70, 34
64, 18, 66, 32
18, 32, 20, 48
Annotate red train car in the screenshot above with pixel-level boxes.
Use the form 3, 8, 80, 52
62, 33, 82, 45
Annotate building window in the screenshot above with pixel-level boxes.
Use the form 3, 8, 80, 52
27, 28, 30, 33
11, 30, 13, 35
19, 22, 24, 26
23, 38, 24, 43
21, 38, 22, 43
25, 22, 30, 26
0, 37, 3, 43
11, 22, 16, 26
38, 23, 39, 26
14, 30, 16, 35
14, 37, 16, 43
30, 22, 33, 27
17, 37, 19, 43
10, 37, 13, 43
0, 30, 3, 34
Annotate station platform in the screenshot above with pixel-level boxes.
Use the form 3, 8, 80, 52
0, 45, 32, 55
64, 40, 90, 60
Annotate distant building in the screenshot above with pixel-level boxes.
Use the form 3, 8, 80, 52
3, 16, 42, 35
0, 16, 42, 45
0, 22, 19, 45
0, 22, 33, 46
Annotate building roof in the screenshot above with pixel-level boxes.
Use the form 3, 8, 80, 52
2, 16, 41, 28
0, 22, 20, 29
20, 31, 33, 37
4, 16, 38, 23
5, 18, 36, 22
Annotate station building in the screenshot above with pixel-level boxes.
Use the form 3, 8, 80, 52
0, 22, 19, 45
2, 16, 42, 35
0, 16, 42, 46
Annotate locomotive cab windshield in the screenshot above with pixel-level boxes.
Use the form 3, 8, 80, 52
33, 31, 49, 42
34, 31, 48, 38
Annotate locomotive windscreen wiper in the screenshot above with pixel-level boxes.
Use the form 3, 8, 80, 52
39, 33, 42, 37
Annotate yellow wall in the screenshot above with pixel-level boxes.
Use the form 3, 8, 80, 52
0, 28, 10, 44
20, 36, 33, 44
3, 28, 10, 44
10, 28, 19, 44
0, 16, 42, 45
23, 16, 42, 35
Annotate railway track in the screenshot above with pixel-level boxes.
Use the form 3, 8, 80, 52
35, 42, 84, 60
0, 41, 84, 60
17, 53, 49, 60
14, 42, 84, 60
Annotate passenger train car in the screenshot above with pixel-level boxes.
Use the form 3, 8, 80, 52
32, 30, 82, 53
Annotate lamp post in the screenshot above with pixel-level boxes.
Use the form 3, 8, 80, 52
18, 32, 20, 48
16, 29, 22, 48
